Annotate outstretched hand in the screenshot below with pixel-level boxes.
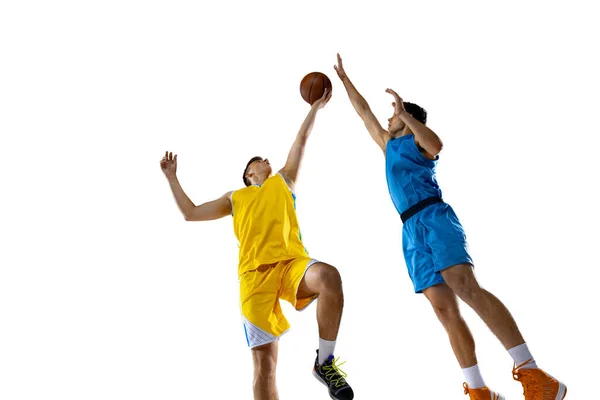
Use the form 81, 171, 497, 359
386, 88, 406, 116
312, 88, 332, 109
334, 53, 347, 80
160, 151, 177, 178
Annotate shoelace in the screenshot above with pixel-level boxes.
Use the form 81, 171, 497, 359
463, 382, 471, 395
322, 357, 348, 389
463, 383, 499, 399
512, 359, 554, 400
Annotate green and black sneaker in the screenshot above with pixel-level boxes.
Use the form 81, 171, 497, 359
312, 350, 354, 400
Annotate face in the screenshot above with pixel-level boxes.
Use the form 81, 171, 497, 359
387, 113, 405, 136
247, 158, 271, 183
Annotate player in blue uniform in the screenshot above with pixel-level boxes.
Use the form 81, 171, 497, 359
334, 54, 566, 400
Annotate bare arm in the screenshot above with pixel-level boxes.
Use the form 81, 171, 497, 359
387, 89, 443, 157
279, 89, 331, 189
160, 151, 233, 221
335, 54, 390, 152
168, 177, 232, 221
400, 111, 443, 157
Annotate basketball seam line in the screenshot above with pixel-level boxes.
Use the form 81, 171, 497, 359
308, 73, 319, 104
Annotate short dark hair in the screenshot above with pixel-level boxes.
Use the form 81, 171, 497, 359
404, 102, 427, 125
243, 156, 263, 186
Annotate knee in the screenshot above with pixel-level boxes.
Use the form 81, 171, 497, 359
316, 264, 342, 293
424, 285, 461, 324
443, 265, 481, 301
254, 355, 276, 383
430, 300, 461, 324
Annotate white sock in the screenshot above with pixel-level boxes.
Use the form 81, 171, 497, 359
462, 364, 486, 389
318, 338, 336, 365
508, 343, 538, 370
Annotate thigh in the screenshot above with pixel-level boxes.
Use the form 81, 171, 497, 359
240, 267, 290, 347
280, 258, 321, 311
440, 262, 480, 295
423, 283, 459, 311
422, 204, 473, 273
295, 260, 341, 297
403, 220, 443, 293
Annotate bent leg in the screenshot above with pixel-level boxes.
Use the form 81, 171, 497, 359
442, 263, 525, 350
297, 261, 344, 341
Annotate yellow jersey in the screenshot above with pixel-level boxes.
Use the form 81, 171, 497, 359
231, 173, 308, 277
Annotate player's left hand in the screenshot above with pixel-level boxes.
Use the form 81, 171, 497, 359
334, 53, 347, 80
386, 88, 406, 116
312, 88, 332, 110
160, 151, 178, 178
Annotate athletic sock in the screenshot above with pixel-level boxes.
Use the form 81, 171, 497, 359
318, 338, 336, 365
508, 343, 538, 369
463, 364, 486, 389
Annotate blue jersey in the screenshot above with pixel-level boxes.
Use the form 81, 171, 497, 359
385, 134, 443, 214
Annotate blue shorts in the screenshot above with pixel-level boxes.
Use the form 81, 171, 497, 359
402, 202, 473, 293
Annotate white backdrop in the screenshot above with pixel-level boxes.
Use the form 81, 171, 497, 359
1, 1, 598, 399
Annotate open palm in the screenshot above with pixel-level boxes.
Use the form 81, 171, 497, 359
160, 151, 177, 178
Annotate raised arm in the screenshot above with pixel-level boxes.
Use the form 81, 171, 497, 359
386, 89, 443, 157
160, 151, 232, 221
279, 89, 331, 189
334, 53, 390, 152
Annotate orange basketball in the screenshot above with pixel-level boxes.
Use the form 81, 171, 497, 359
300, 72, 332, 105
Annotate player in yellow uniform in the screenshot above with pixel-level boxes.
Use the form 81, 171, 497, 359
160, 89, 353, 400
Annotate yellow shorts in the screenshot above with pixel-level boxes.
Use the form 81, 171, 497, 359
240, 257, 318, 348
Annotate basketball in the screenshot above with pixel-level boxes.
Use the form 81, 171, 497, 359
300, 72, 332, 105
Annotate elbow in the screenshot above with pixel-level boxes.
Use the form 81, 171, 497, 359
429, 138, 443, 156
357, 102, 369, 117
183, 211, 197, 221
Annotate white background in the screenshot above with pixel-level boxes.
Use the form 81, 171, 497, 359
1, 0, 598, 399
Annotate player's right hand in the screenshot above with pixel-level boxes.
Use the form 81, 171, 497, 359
334, 53, 347, 80
312, 88, 332, 110
160, 151, 177, 178
386, 88, 406, 116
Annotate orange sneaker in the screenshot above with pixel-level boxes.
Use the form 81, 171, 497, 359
463, 383, 505, 400
512, 359, 567, 399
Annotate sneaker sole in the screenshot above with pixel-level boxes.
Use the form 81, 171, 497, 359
312, 370, 347, 400
556, 382, 567, 399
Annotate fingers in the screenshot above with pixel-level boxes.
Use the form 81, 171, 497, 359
335, 53, 344, 74
386, 88, 397, 96
162, 151, 177, 163
316, 88, 332, 107
386, 88, 403, 103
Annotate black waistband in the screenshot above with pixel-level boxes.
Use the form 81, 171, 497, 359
401, 196, 443, 223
